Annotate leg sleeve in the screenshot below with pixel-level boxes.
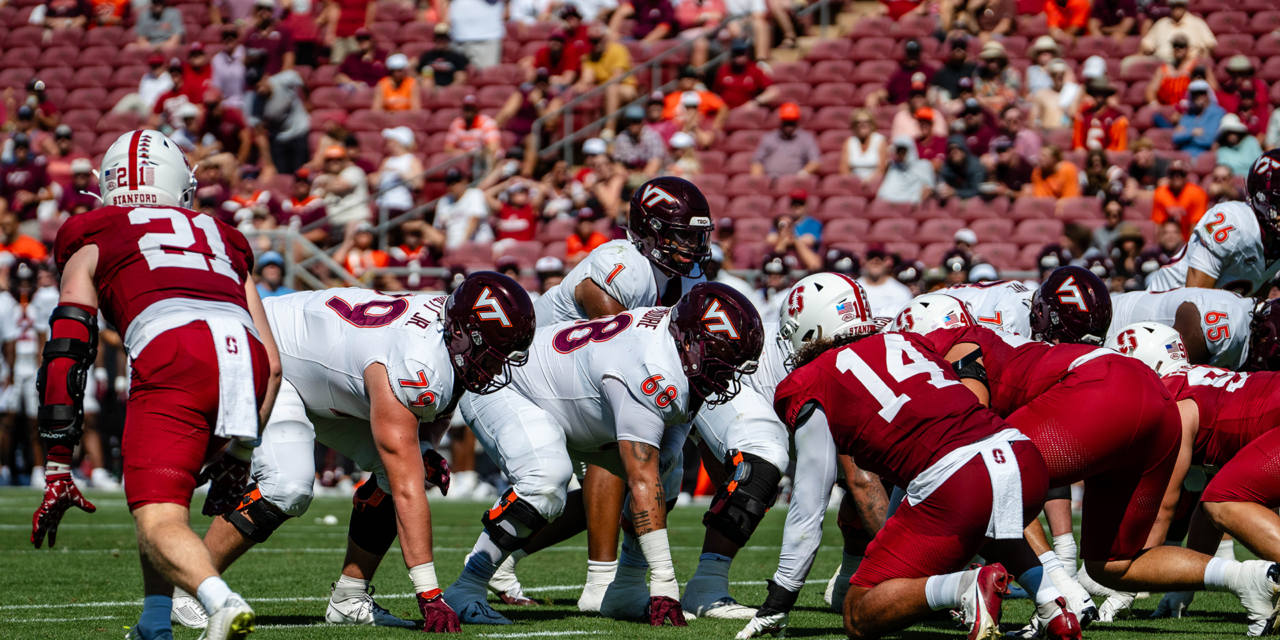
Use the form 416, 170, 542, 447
463, 389, 575, 521
772, 404, 839, 593
250, 379, 317, 517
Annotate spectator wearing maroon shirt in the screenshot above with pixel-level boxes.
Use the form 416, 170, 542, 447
0, 134, 53, 223
1218, 56, 1269, 124
280, 0, 321, 66
712, 41, 778, 109
612, 0, 676, 41
246, 0, 296, 75
58, 159, 99, 216
559, 5, 592, 52
150, 59, 193, 130
960, 98, 998, 155
869, 40, 934, 108
182, 42, 213, 103
335, 27, 386, 88
44, 124, 88, 188
915, 108, 947, 166
522, 28, 580, 86
45, 0, 91, 30
324, 0, 375, 63
486, 180, 542, 244
199, 89, 253, 164
1087, 0, 1137, 41
23, 79, 60, 132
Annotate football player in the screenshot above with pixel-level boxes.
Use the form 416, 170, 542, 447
443, 283, 763, 626
1145, 149, 1280, 295
171, 275, 535, 633
30, 130, 283, 640
1107, 288, 1259, 370
943, 280, 1035, 335
1, 260, 54, 487
758, 278, 1074, 640
490, 176, 712, 611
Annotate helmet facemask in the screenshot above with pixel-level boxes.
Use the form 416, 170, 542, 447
447, 321, 530, 394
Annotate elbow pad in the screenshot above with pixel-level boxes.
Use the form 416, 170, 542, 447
951, 347, 988, 390
36, 304, 98, 448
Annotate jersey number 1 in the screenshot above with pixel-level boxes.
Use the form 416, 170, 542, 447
129, 208, 239, 283
834, 334, 959, 422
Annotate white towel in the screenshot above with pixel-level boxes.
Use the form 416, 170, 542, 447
980, 439, 1024, 540
207, 318, 258, 441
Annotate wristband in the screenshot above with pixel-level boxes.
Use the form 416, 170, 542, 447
757, 580, 800, 617
638, 529, 676, 584
409, 562, 440, 594
45, 444, 73, 467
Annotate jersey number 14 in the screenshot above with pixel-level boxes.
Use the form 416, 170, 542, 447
834, 334, 960, 422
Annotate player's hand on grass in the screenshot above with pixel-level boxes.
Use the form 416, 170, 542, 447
418, 589, 462, 632
1096, 591, 1135, 622
31, 459, 95, 549
647, 596, 687, 626
198, 447, 252, 517
1151, 591, 1195, 618
423, 450, 450, 496
736, 612, 788, 639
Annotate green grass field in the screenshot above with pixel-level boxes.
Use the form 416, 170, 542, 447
0, 489, 1263, 639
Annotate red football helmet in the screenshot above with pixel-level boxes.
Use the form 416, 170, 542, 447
669, 282, 764, 406
628, 176, 714, 278
442, 272, 536, 394
1247, 149, 1280, 257
1030, 266, 1112, 345
1248, 298, 1280, 371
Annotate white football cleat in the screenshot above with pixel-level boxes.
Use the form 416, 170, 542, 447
683, 572, 756, 619
736, 611, 788, 639
1232, 560, 1280, 636
197, 594, 254, 640
325, 583, 416, 627
91, 467, 121, 490
171, 587, 209, 629
1045, 564, 1097, 627
599, 563, 649, 620
958, 564, 1010, 640
30, 466, 44, 490
486, 554, 537, 605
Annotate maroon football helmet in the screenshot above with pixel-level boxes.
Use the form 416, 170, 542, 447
1248, 299, 1280, 371
668, 282, 764, 406
442, 272, 536, 394
628, 176, 714, 278
1247, 149, 1280, 258
1030, 266, 1112, 345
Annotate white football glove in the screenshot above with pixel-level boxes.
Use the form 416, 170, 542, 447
1151, 591, 1195, 618
1097, 591, 1136, 622
736, 612, 788, 639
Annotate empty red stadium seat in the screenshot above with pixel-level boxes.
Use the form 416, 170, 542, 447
868, 218, 918, 242
815, 174, 861, 198
1011, 219, 1064, 244
496, 241, 543, 269
971, 243, 1019, 270
0, 46, 38, 70
733, 217, 772, 242
847, 15, 893, 38
726, 174, 772, 197
5, 26, 41, 48
917, 218, 966, 243
849, 37, 896, 61
536, 218, 575, 244
1208, 11, 1250, 34
865, 199, 915, 220
723, 152, 754, 175
1214, 34, 1255, 58
726, 195, 774, 218
817, 129, 848, 152
821, 218, 871, 244
805, 60, 854, 85
690, 173, 727, 195
817, 195, 867, 221
732, 241, 768, 269
771, 61, 810, 80
698, 151, 726, 174
772, 174, 817, 198
806, 39, 851, 61
704, 194, 728, 217
722, 130, 766, 155
852, 60, 896, 84
724, 108, 767, 132
809, 83, 856, 107
809, 106, 854, 132
773, 82, 812, 105
1009, 196, 1056, 220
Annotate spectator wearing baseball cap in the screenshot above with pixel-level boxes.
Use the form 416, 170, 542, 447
1140, 0, 1216, 63
661, 67, 728, 149
713, 41, 778, 109
486, 178, 544, 249
418, 23, 473, 89
45, 124, 87, 188
335, 221, 392, 280
974, 41, 1020, 114
914, 107, 948, 166
666, 131, 701, 178
244, 66, 312, 174
873, 40, 935, 107
335, 28, 388, 88
1030, 58, 1081, 131
990, 135, 1033, 197
254, 251, 297, 298
788, 188, 823, 245
1152, 160, 1208, 240
0, 133, 52, 223
281, 167, 331, 244
211, 25, 248, 107
58, 159, 100, 221
23, 79, 59, 131
376, 127, 424, 217
523, 28, 581, 86
445, 95, 502, 161
245, 0, 295, 75
1172, 80, 1224, 158
535, 256, 565, 294
314, 145, 371, 226
566, 206, 610, 265
1046, 0, 1091, 39
1073, 76, 1129, 152
110, 52, 176, 118
372, 53, 422, 113
931, 36, 977, 102
612, 105, 668, 177
878, 135, 936, 205
1146, 33, 1201, 106
751, 103, 821, 178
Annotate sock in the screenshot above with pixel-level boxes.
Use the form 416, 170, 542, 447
694, 552, 733, 580
333, 574, 369, 600
453, 531, 508, 600
1205, 557, 1240, 593
1053, 534, 1078, 578
1217, 538, 1237, 560
196, 577, 233, 614
138, 595, 172, 638
924, 570, 972, 610
1018, 566, 1064, 607
585, 560, 618, 587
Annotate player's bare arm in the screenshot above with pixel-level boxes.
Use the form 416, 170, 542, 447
619, 439, 666, 535
1174, 301, 1212, 364
838, 455, 888, 535
943, 343, 989, 407
59, 246, 100, 309
243, 279, 281, 430
1147, 398, 1201, 549
576, 278, 627, 319
1185, 267, 1218, 290
366, 362, 435, 568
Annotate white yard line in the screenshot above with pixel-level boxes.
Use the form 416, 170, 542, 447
479, 632, 605, 638
4, 615, 120, 623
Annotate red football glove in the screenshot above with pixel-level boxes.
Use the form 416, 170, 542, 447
31, 453, 95, 549
417, 589, 462, 633
198, 450, 251, 517
647, 596, 688, 627
423, 450, 450, 497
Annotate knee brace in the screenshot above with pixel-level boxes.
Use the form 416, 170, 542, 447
37, 305, 98, 448
223, 483, 292, 543
482, 488, 548, 552
1045, 485, 1071, 501
349, 481, 398, 556
703, 450, 782, 547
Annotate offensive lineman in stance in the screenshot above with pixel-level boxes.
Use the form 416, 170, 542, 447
30, 130, 282, 640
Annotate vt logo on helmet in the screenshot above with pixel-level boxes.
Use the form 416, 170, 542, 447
1030, 266, 1112, 345
1248, 149, 1280, 258
669, 282, 763, 405
443, 272, 536, 393
628, 176, 714, 278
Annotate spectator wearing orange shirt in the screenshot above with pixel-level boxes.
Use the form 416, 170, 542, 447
0, 211, 48, 261
1152, 160, 1208, 240
334, 220, 390, 278
1046, 0, 1090, 39
566, 206, 609, 265
372, 54, 421, 112
1073, 77, 1129, 151
445, 95, 502, 160
1031, 144, 1081, 198
662, 67, 728, 148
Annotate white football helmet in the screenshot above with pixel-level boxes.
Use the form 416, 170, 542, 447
99, 130, 196, 209
1105, 321, 1190, 376
777, 272, 878, 366
892, 293, 977, 335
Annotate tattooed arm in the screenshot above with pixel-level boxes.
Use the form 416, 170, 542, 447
838, 454, 888, 534
619, 440, 667, 534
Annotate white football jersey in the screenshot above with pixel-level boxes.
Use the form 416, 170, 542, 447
1108, 288, 1255, 370
509, 307, 690, 452
533, 239, 703, 326
746, 323, 790, 400
1146, 201, 1280, 296
944, 280, 1035, 336
11, 287, 57, 377
264, 289, 457, 423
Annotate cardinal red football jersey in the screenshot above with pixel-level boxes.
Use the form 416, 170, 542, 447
54, 205, 253, 338
919, 325, 1118, 417
1163, 367, 1280, 468
773, 332, 1008, 488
